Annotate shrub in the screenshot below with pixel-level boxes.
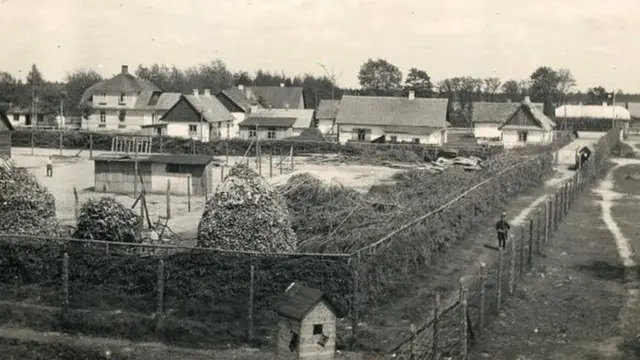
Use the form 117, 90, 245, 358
73, 197, 141, 242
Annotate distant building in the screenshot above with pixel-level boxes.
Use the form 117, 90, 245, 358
315, 100, 340, 136
80, 65, 181, 132
216, 84, 262, 138
335, 91, 449, 145
555, 102, 630, 132
246, 84, 305, 109
238, 109, 314, 140
498, 99, 556, 148
472, 98, 545, 142
5, 105, 44, 127
142, 90, 235, 141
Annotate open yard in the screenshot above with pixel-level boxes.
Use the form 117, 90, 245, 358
469, 157, 640, 359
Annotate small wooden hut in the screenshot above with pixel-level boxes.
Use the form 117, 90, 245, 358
274, 282, 343, 360
93, 154, 220, 196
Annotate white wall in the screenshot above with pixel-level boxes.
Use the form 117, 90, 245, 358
337, 124, 446, 145
474, 123, 502, 139
317, 119, 335, 135
166, 122, 211, 142
239, 127, 292, 140
8, 113, 28, 127
502, 129, 552, 148
84, 109, 159, 132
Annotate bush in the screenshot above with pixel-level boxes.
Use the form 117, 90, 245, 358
197, 164, 296, 252
73, 197, 141, 243
0, 157, 58, 236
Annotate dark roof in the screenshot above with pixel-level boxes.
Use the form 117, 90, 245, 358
238, 117, 297, 128
495, 102, 555, 131
335, 95, 448, 127
316, 100, 340, 119
134, 91, 182, 111
274, 283, 343, 321
286, 127, 327, 141
240, 109, 314, 129
218, 87, 258, 113
473, 101, 546, 125
159, 94, 235, 124
93, 154, 218, 166
0, 111, 14, 131
248, 86, 304, 109
80, 67, 161, 103
6, 106, 31, 114
385, 125, 441, 135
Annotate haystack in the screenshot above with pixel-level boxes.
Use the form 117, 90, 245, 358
0, 157, 59, 235
197, 163, 296, 252
73, 197, 141, 243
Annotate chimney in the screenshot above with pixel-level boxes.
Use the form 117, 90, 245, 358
602, 101, 607, 107
408, 90, 415, 100
524, 96, 531, 104
121, 65, 129, 74
238, 84, 244, 91
192, 89, 199, 96
280, 83, 285, 88
284, 103, 290, 110
204, 89, 211, 96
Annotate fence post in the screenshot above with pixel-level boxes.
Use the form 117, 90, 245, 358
166, 180, 171, 220
431, 292, 440, 360
409, 324, 416, 360
460, 278, 468, 360
351, 253, 360, 340
89, 133, 93, 159
519, 227, 525, 277
61, 252, 69, 321
554, 192, 559, 231
528, 218, 534, 270
220, 165, 225, 182
248, 264, 255, 343
536, 209, 542, 255
479, 263, 486, 331
544, 200, 550, 251
269, 152, 273, 178
155, 259, 164, 332
73, 186, 79, 222
187, 175, 192, 212
509, 234, 516, 295
159, 136, 163, 154
497, 249, 503, 310
30, 130, 34, 155
225, 141, 229, 165
59, 131, 63, 156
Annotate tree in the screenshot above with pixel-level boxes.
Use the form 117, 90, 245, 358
587, 86, 609, 105
64, 69, 103, 116
483, 77, 501, 101
404, 68, 433, 98
555, 68, 576, 105
501, 79, 520, 101
233, 71, 253, 86
529, 66, 575, 115
0, 72, 20, 104
26, 64, 44, 89
357, 58, 403, 95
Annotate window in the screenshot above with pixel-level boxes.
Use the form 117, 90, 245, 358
165, 164, 192, 174
100, 110, 106, 123
119, 93, 126, 103
99, 92, 107, 105
118, 124, 126, 129
267, 128, 277, 139
288, 332, 299, 352
357, 129, 367, 141
518, 131, 528, 142
249, 130, 256, 138
189, 124, 198, 136
151, 112, 156, 123
118, 110, 126, 122
412, 138, 420, 144
12, 114, 19, 122
156, 128, 162, 136
313, 324, 323, 335
389, 136, 397, 143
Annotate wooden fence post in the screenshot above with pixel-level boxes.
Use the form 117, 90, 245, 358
544, 200, 550, 251
554, 192, 559, 231
155, 259, 164, 332
159, 136, 163, 154
509, 234, 516, 295
89, 134, 93, 159
73, 186, 79, 222
62, 252, 69, 321
220, 165, 225, 182
225, 141, 229, 165
248, 264, 255, 342
30, 130, 34, 155
528, 218, 534, 270
351, 253, 360, 340
536, 209, 542, 255
409, 324, 416, 360
479, 263, 486, 331
269, 152, 273, 178
431, 292, 440, 360
59, 131, 63, 156
166, 180, 171, 220
187, 175, 192, 212
460, 279, 468, 360
497, 249, 503, 310
519, 227, 525, 277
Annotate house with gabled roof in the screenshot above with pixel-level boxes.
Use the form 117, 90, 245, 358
142, 89, 235, 141
472, 97, 545, 142
315, 99, 340, 136
246, 84, 305, 109
216, 84, 262, 138
80, 65, 182, 132
335, 91, 449, 145
237, 108, 314, 140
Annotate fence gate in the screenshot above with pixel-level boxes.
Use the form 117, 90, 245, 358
111, 136, 153, 155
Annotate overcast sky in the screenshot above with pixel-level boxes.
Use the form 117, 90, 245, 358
1, 0, 638, 91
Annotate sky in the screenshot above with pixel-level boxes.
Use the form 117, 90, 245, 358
0, 0, 638, 92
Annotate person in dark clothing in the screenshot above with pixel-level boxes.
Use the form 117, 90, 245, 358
495, 212, 510, 249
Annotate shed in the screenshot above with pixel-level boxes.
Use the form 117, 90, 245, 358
274, 282, 343, 360
0, 110, 14, 158
93, 154, 220, 196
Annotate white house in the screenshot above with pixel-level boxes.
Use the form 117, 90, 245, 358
335, 92, 449, 145
141, 89, 235, 142
80, 65, 181, 132
472, 98, 545, 142
315, 99, 340, 136
498, 99, 556, 148
215, 84, 262, 138
237, 108, 314, 140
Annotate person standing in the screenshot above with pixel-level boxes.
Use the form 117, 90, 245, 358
495, 212, 510, 249
46, 156, 53, 177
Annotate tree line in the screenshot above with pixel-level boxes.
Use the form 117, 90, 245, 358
0, 59, 637, 126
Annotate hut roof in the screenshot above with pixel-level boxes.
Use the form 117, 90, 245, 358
274, 282, 343, 321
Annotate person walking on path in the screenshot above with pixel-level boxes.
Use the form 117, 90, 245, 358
46, 156, 53, 177
495, 212, 510, 249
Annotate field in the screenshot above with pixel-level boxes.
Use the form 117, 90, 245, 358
469, 157, 640, 359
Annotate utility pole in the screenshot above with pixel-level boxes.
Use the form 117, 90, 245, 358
317, 63, 344, 135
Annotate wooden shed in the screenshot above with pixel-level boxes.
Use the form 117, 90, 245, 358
93, 154, 219, 196
274, 282, 343, 360
0, 110, 14, 158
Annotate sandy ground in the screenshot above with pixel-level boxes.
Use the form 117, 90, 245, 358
469, 158, 640, 359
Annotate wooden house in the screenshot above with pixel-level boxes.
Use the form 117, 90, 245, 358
93, 154, 220, 196
274, 282, 343, 360
0, 110, 14, 157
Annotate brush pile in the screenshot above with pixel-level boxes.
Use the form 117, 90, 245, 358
73, 197, 141, 243
0, 157, 59, 235
197, 163, 296, 252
